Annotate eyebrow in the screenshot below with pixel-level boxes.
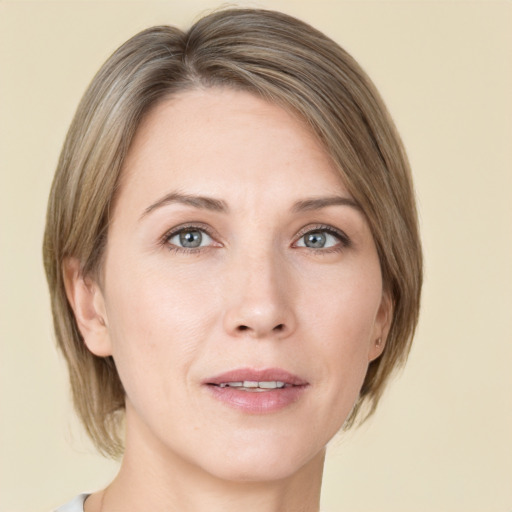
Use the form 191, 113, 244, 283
140, 192, 361, 220
140, 191, 229, 220
291, 196, 361, 213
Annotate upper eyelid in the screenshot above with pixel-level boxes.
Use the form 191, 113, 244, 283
294, 224, 349, 241
162, 223, 220, 246
164, 222, 215, 237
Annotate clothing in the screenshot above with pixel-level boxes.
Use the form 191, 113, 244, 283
55, 494, 89, 512
54, 493, 328, 511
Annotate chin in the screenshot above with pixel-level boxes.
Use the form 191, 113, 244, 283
195, 433, 325, 483
204, 457, 311, 484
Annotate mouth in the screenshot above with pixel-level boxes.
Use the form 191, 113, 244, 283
203, 368, 309, 413
215, 380, 288, 391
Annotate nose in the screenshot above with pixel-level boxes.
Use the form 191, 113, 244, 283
222, 250, 296, 340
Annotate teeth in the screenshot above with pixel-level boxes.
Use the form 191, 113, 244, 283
258, 381, 285, 389
217, 381, 286, 390
218, 382, 243, 388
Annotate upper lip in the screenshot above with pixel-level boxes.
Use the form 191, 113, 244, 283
204, 367, 309, 386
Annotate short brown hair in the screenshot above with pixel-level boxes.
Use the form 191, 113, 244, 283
43, 8, 422, 458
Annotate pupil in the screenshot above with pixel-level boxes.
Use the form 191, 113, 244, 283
305, 232, 326, 248
180, 230, 202, 248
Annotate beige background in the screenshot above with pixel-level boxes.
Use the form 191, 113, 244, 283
1, 1, 511, 511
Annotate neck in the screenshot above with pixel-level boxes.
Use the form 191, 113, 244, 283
90, 410, 325, 512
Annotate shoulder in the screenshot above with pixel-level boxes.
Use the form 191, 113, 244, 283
54, 494, 90, 512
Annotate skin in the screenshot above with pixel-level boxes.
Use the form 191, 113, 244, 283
65, 87, 391, 512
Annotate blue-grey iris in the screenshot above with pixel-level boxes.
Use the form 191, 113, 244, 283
305, 232, 326, 248
180, 230, 202, 248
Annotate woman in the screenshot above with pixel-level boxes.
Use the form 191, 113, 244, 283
43, 8, 422, 512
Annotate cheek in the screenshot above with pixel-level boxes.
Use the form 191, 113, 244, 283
101, 258, 221, 398
298, 260, 382, 414
302, 258, 383, 348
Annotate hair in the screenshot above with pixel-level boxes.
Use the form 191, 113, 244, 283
43, 7, 422, 458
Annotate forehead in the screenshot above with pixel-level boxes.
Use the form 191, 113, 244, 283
116, 87, 349, 212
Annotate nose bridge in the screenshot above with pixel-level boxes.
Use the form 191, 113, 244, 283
245, 248, 282, 304
223, 242, 295, 339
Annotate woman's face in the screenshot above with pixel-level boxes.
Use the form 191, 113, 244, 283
84, 88, 390, 481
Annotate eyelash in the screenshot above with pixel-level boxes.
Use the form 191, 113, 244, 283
160, 223, 351, 254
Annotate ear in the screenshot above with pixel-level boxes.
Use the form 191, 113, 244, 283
368, 291, 393, 362
63, 258, 112, 357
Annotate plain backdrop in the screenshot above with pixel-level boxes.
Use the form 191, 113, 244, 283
1, 1, 511, 511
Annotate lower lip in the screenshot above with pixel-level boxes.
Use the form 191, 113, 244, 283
205, 385, 308, 413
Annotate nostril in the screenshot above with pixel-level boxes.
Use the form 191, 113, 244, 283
236, 324, 285, 333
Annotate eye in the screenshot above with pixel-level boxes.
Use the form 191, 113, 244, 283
165, 227, 215, 250
294, 226, 349, 250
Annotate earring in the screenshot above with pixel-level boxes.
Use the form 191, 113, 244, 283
376, 337, 382, 347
